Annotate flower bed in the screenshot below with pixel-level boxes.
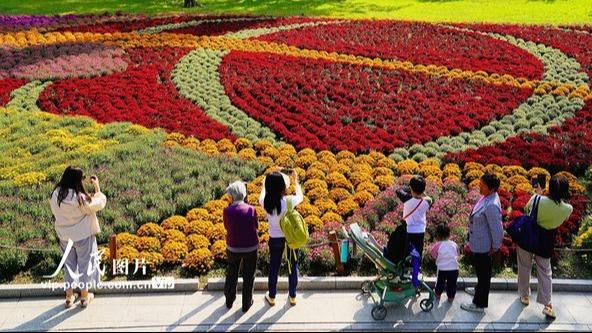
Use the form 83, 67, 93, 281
258, 20, 545, 80
220, 51, 532, 152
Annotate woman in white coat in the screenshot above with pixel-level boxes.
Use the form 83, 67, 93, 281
49, 166, 106, 308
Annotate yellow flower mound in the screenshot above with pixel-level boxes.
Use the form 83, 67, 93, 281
164, 230, 186, 244
187, 234, 211, 252
443, 163, 462, 178
326, 172, 353, 190
211, 240, 227, 261
162, 241, 189, 263
353, 190, 374, 206
502, 165, 528, 178
139, 252, 164, 270
321, 212, 344, 224
183, 248, 214, 275
161, 215, 189, 232
304, 179, 328, 192
305, 216, 324, 233
357, 182, 380, 196
13, 172, 47, 186
137, 223, 166, 241
186, 208, 210, 222
116, 232, 138, 248
397, 159, 420, 175
315, 198, 338, 215
206, 223, 227, 243
308, 187, 330, 202
330, 188, 353, 202
297, 203, 321, 218
117, 246, 140, 262
337, 198, 359, 217
135, 237, 161, 252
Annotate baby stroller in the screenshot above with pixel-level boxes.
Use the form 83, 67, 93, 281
347, 223, 435, 320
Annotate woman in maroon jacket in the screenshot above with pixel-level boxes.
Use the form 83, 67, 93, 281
223, 181, 259, 313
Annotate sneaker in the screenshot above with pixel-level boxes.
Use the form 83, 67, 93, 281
289, 296, 297, 306
543, 305, 556, 320
465, 287, 475, 296
520, 296, 530, 306
265, 293, 276, 306
461, 302, 484, 313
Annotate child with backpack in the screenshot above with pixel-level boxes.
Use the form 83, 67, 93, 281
259, 169, 304, 306
431, 224, 460, 302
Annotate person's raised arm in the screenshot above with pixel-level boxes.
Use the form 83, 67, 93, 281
288, 172, 304, 207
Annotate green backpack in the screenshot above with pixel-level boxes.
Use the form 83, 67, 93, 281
280, 200, 309, 250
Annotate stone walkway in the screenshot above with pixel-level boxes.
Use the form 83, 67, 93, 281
1, 290, 591, 331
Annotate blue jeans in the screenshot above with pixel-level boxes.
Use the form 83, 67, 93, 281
268, 237, 298, 298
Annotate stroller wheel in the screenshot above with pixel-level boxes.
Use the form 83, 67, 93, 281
361, 281, 372, 294
420, 299, 434, 312
371, 305, 387, 320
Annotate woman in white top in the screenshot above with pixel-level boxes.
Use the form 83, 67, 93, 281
259, 169, 303, 307
397, 176, 432, 260
49, 166, 106, 308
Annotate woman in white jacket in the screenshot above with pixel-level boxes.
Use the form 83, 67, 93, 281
49, 166, 106, 308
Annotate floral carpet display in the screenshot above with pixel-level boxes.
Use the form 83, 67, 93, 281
0, 14, 591, 279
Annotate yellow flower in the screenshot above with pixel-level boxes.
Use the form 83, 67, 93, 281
211, 240, 227, 261
187, 234, 211, 252
352, 163, 373, 175
368, 151, 386, 162
336, 151, 355, 161
397, 160, 420, 175
502, 165, 528, 178
257, 156, 274, 166
305, 216, 324, 233
443, 163, 462, 178
353, 190, 374, 206
116, 232, 138, 249
305, 167, 326, 180
278, 143, 297, 158
375, 175, 395, 190
308, 187, 330, 202
275, 155, 295, 168
465, 170, 485, 183
309, 161, 330, 173
350, 172, 373, 187
186, 208, 210, 222
135, 237, 161, 252
527, 167, 551, 181
217, 139, 236, 154
483, 164, 503, 175
376, 158, 397, 171
137, 223, 165, 241
330, 188, 353, 202
326, 172, 353, 190
463, 162, 484, 174
356, 181, 380, 196
426, 176, 443, 186
516, 182, 534, 193
304, 179, 328, 192
138, 251, 164, 270
295, 154, 317, 169
183, 248, 213, 274
507, 175, 530, 187
419, 158, 441, 169
329, 163, 351, 177
165, 229, 186, 244
234, 138, 253, 151
337, 199, 359, 217
162, 216, 189, 232
238, 148, 257, 160
117, 246, 140, 262
206, 223, 227, 242
185, 220, 214, 236
203, 200, 228, 216
314, 198, 338, 215
261, 146, 281, 160
355, 155, 375, 167
253, 139, 273, 152
420, 165, 443, 179
317, 150, 336, 161
291, 200, 317, 216
321, 212, 344, 224
372, 167, 394, 178
162, 241, 189, 263
469, 179, 481, 189
13, 172, 47, 186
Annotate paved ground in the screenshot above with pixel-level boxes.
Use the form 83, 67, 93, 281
1, 290, 591, 331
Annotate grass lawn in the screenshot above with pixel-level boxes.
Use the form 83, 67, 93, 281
0, 0, 590, 24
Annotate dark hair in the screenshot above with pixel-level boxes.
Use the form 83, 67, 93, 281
53, 166, 91, 206
548, 175, 570, 204
481, 173, 500, 192
436, 223, 451, 240
263, 172, 286, 216
532, 174, 547, 188
409, 175, 426, 194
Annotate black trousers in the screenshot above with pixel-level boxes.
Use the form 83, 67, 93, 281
435, 270, 459, 299
473, 252, 492, 308
407, 232, 425, 259
224, 250, 257, 308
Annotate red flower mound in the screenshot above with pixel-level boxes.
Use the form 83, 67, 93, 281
38, 47, 234, 140
258, 21, 544, 80
220, 51, 532, 152
166, 17, 318, 36
0, 78, 27, 106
